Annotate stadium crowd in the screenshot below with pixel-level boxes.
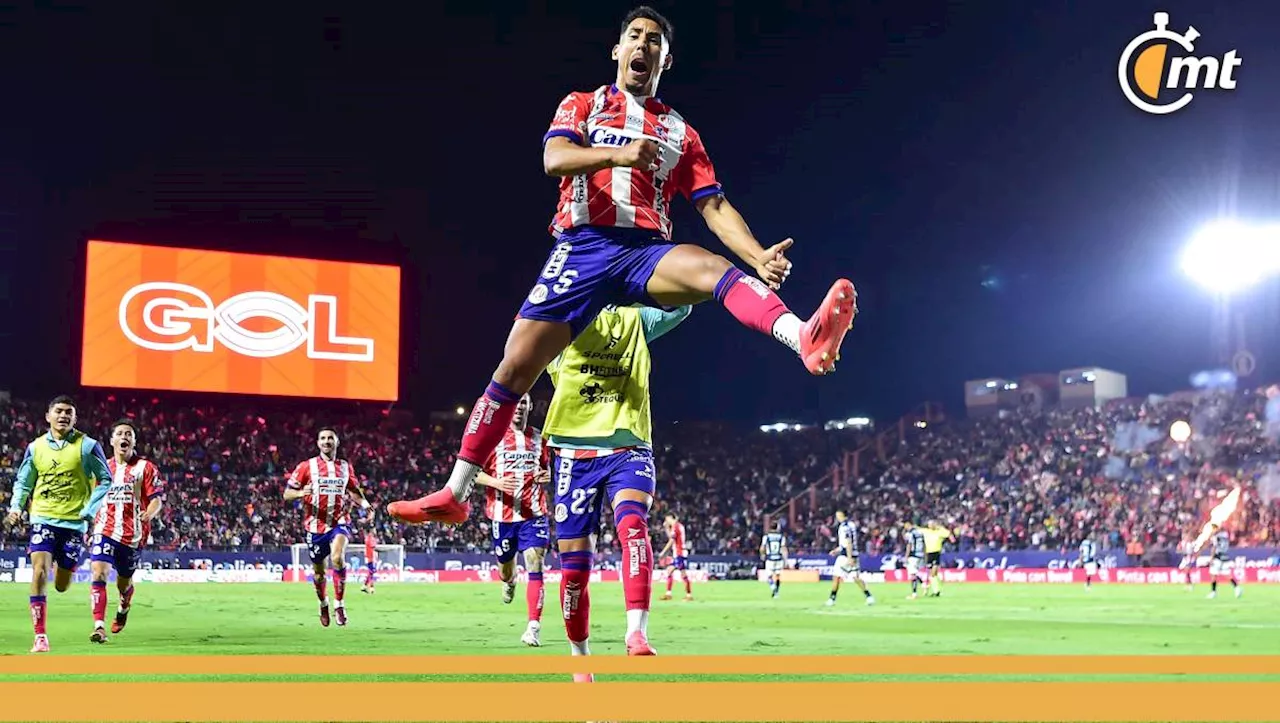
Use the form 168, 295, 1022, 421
1, 387, 1277, 560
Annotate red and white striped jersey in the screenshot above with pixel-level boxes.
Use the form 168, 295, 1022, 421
483, 426, 550, 523
543, 84, 722, 240
287, 456, 357, 535
93, 456, 165, 548
669, 521, 688, 557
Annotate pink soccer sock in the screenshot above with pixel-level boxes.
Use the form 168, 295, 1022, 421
458, 381, 522, 465
684, 572, 692, 596
30, 595, 47, 635
559, 551, 593, 643
313, 574, 328, 603
120, 584, 135, 611
665, 574, 674, 594
332, 567, 347, 602
614, 502, 652, 614
714, 268, 791, 337
527, 571, 545, 623
91, 581, 108, 625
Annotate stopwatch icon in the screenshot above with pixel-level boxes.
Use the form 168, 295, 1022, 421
1118, 12, 1199, 115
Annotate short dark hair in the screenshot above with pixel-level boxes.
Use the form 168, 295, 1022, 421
47, 394, 76, 411
622, 6, 673, 47
110, 418, 138, 437
318, 426, 340, 439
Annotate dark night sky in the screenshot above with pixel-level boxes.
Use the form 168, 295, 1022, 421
3, 0, 1280, 424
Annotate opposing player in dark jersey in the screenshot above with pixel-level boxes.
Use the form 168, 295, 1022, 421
760, 523, 787, 598
1201, 529, 1242, 599
1078, 537, 1099, 590
826, 511, 873, 607
903, 522, 926, 600
389, 5, 858, 527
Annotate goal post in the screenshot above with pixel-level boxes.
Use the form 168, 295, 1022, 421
289, 543, 406, 581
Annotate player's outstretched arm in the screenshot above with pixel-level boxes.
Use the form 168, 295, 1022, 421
695, 194, 792, 290
80, 440, 112, 521
346, 475, 373, 513
5, 444, 35, 526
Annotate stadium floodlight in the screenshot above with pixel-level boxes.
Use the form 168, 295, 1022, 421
1170, 420, 1192, 443
1180, 220, 1280, 294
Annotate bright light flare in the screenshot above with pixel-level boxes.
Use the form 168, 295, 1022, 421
1169, 420, 1192, 443
1181, 220, 1280, 294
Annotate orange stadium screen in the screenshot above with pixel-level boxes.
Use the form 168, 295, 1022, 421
81, 240, 401, 401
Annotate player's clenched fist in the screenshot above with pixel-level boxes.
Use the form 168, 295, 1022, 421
3, 510, 21, 529
611, 139, 660, 169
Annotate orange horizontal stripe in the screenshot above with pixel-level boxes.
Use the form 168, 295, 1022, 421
0, 682, 1277, 721
3, 655, 1279, 676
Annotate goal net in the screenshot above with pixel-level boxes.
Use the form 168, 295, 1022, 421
290, 543, 406, 581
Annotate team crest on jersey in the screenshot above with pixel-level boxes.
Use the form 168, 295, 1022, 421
528, 284, 548, 305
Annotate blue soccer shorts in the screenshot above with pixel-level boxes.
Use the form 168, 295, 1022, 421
551, 448, 657, 541
89, 534, 141, 579
28, 523, 84, 571
517, 226, 677, 338
306, 525, 353, 565
492, 516, 551, 563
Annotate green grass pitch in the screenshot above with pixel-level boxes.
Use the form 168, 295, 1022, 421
2, 580, 1276, 674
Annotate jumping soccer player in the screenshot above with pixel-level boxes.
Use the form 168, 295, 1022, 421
826, 511, 873, 607
921, 520, 954, 597
903, 521, 926, 600
361, 531, 377, 594
658, 513, 692, 601
760, 523, 787, 598
3, 395, 111, 653
89, 419, 165, 642
389, 5, 858, 527
1079, 535, 1099, 590
283, 427, 372, 627
473, 393, 552, 647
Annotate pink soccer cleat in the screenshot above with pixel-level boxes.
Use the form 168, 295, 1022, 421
387, 489, 471, 525
626, 631, 657, 656
799, 279, 857, 375
30, 635, 49, 653
335, 607, 348, 627
319, 604, 331, 628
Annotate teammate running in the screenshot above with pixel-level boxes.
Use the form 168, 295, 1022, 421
389, 5, 858, 526
658, 513, 692, 601
1079, 536, 1099, 590
3, 395, 111, 653
361, 531, 377, 594
760, 523, 788, 598
826, 511, 873, 607
473, 393, 551, 647
903, 521, 926, 599
283, 427, 372, 627
89, 419, 165, 642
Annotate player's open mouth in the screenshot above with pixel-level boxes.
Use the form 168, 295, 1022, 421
629, 57, 649, 75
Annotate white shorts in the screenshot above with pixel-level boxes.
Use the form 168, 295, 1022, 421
1083, 561, 1098, 576
764, 559, 785, 574
906, 556, 922, 578
834, 555, 861, 582
1209, 557, 1232, 576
